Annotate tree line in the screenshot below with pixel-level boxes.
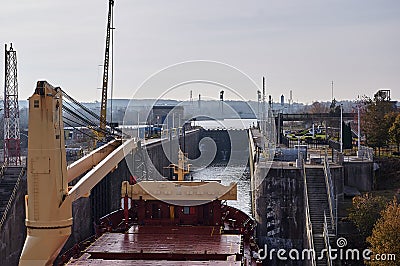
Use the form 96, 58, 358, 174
361, 91, 400, 155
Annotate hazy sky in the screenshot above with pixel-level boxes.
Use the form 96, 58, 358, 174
1, 0, 399, 103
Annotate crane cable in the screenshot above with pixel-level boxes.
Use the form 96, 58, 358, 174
62, 105, 111, 136
61, 92, 129, 139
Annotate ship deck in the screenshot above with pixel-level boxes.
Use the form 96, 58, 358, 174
68, 225, 243, 265
69, 254, 240, 265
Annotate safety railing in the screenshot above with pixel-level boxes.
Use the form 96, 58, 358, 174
248, 129, 257, 216
303, 162, 316, 266
0, 163, 7, 181
323, 151, 336, 231
0, 167, 25, 231
161, 127, 183, 139
323, 211, 333, 266
359, 145, 374, 161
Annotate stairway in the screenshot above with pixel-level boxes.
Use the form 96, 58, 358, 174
305, 166, 334, 266
0, 167, 24, 220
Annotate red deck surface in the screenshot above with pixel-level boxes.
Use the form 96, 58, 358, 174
69, 261, 240, 265
127, 225, 222, 235
86, 232, 241, 258
68, 226, 243, 263
69, 257, 240, 265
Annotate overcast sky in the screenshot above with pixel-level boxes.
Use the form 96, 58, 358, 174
1, 0, 399, 103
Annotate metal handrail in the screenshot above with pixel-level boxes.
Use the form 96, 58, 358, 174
323, 211, 333, 266
323, 151, 336, 231
359, 145, 374, 161
0, 167, 26, 231
303, 162, 316, 266
248, 129, 257, 217
0, 163, 7, 181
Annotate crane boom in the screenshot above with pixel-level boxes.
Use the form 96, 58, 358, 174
99, 0, 114, 138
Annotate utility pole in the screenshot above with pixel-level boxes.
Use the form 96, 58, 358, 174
3, 43, 21, 166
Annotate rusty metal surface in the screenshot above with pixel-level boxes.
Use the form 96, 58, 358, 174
67, 225, 244, 263
68, 254, 241, 265
65, 205, 262, 265
86, 231, 241, 256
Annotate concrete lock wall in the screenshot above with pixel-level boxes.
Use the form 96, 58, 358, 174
144, 130, 201, 179
343, 161, 373, 192
254, 168, 305, 258
331, 165, 345, 200
200, 129, 248, 164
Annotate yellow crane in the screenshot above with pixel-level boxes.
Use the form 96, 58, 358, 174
19, 81, 137, 265
166, 150, 191, 181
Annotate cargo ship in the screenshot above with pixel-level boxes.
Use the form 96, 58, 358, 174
17, 1, 261, 263
60, 150, 261, 265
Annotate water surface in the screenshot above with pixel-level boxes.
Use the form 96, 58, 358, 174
192, 165, 252, 216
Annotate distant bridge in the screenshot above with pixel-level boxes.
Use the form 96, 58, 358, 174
277, 112, 355, 122
274, 112, 356, 144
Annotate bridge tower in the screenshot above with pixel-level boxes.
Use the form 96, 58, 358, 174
3, 44, 21, 165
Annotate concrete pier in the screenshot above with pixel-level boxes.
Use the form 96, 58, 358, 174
249, 128, 345, 265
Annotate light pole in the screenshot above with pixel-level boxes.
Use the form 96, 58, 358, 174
257, 91, 260, 120
262, 77, 266, 135
340, 104, 343, 153
137, 111, 140, 139
358, 105, 360, 148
